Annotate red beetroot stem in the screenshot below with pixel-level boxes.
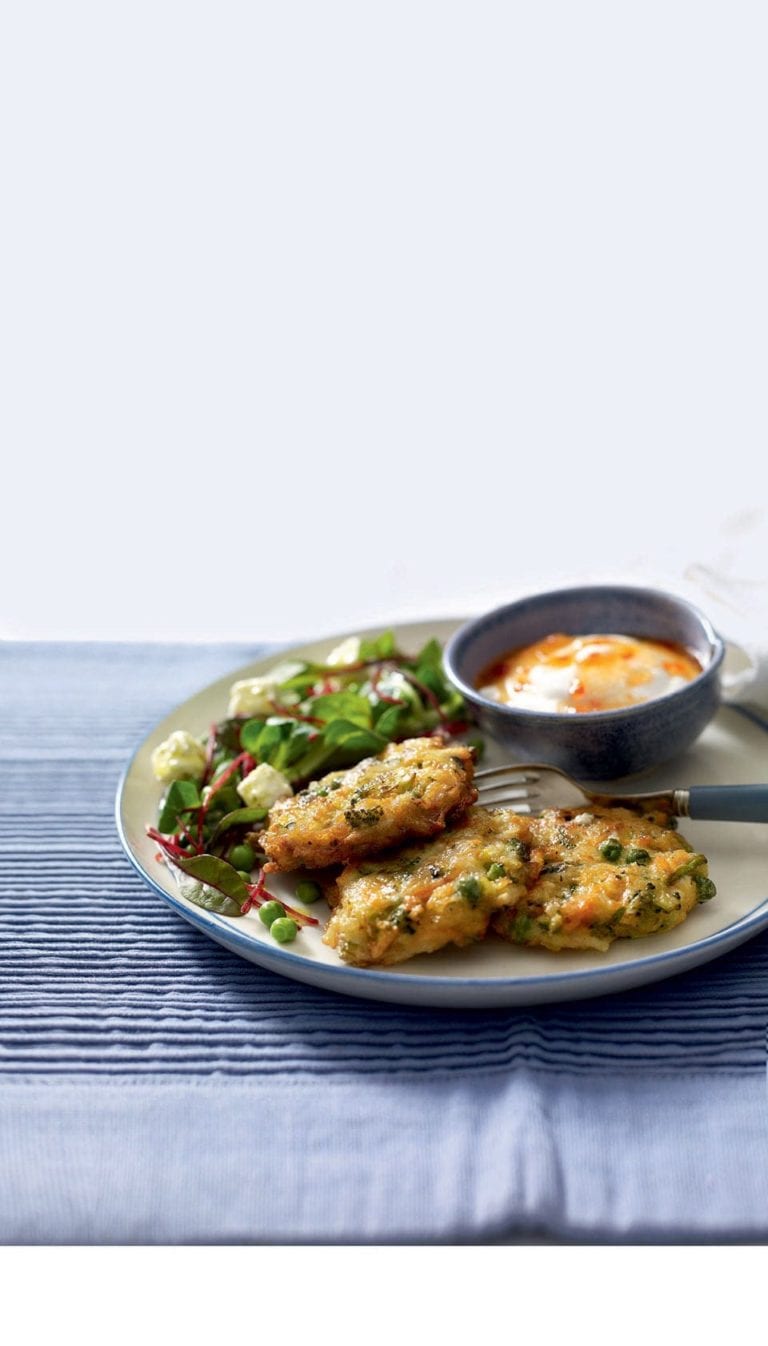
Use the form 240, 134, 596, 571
269, 699, 324, 726
175, 823, 202, 854
247, 868, 318, 926
147, 827, 188, 859
196, 750, 251, 844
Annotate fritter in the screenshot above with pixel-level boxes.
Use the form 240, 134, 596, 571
322, 807, 530, 966
259, 738, 476, 872
324, 803, 715, 966
492, 805, 714, 953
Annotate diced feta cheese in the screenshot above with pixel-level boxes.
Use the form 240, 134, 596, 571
228, 677, 276, 718
151, 730, 207, 783
237, 763, 293, 810
227, 662, 305, 718
573, 812, 594, 825
326, 636, 361, 667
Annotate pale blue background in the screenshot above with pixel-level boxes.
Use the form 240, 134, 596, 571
0, 1, 766, 643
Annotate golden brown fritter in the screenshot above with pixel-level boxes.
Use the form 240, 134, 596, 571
259, 738, 476, 872
322, 807, 530, 966
492, 805, 714, 952
323, 803, 715, 966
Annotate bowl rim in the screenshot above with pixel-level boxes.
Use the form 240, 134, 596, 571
444, 583, 725, 725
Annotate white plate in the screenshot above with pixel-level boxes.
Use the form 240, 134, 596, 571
115, 619, 768, 1008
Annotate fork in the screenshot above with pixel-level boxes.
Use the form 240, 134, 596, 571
475, 763, 768, 822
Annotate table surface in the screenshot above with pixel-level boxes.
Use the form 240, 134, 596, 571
2, 641, 768, 1244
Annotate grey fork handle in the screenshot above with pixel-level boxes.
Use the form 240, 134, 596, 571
683, 785, 768, 823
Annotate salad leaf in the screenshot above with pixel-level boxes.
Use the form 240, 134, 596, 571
213, 718, 244, 755
172, 854, 249, 917
274, 667, 324, 696
157, 779, 201, 834
359, 631, 396, 661
414, 662, 445, 698
240, 718, 267, 754
246, 717, 318, 772
309, 692, 372, 727
373, 703, 406, 739
249, 718, 295, 764
207, 806, 268, 850
439, 686, 467, 720
281, 737, 338, 784
415, 637, 443, 668
322, 719, 388, 755
279, 721, 318, 768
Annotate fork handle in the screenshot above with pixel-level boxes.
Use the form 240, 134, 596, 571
685, 785, 768, 823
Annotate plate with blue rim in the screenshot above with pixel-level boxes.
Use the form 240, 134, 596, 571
115, 619, 768, 1008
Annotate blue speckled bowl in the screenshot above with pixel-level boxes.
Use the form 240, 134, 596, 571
445, 586, 725, 780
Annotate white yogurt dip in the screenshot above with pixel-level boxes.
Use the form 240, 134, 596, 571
478, 633, 701, 714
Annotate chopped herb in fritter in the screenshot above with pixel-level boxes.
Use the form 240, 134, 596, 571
344, 805, 385, 829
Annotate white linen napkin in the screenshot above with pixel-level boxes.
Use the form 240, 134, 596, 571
681, 563, 766, 709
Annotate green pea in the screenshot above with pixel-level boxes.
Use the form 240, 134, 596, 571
599, 838, 623, 862
259, 900, 286, 928
625, 847, 650, 865
295, 879, 322, 904
486, 862, 506, 880
271, 917, 299, 943
512, 914, 533, 943
458, 875, 483, 906
229, 843, 255, 871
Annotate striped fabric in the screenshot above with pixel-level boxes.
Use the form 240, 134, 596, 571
2, 642, 768, 1242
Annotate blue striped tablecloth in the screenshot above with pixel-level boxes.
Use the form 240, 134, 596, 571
2, 643, 768, 1244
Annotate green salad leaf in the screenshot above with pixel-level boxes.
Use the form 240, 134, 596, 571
323, 719, 387, 755
373, 703, 406, 739
415, 637, 443, 668
173, 853, 249, 917
359, 631, 396, 661
212, 718, 245, 755
157, 779, 201, 834
240, 718, 267, 754
309, 691, 373, 727
207, 806, 269, 850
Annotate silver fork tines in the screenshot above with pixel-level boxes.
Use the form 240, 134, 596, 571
475, 767, 541, 782
474, 761, 590, 812
473, 761, 682, 816
477, 787, 540, 804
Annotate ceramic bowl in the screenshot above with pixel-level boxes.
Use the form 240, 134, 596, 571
444, 586, 725, 779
